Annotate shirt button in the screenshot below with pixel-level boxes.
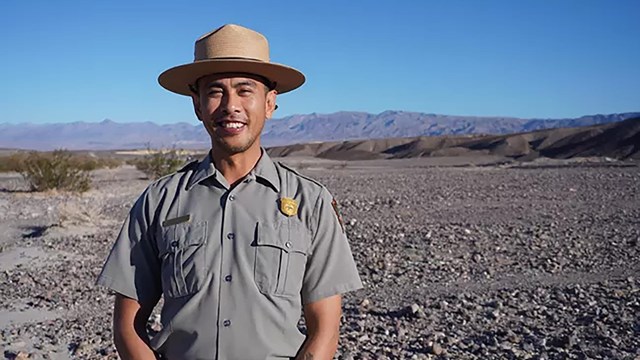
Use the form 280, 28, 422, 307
225, 275, 232, 282
227, 233, 235, 240
223, 319, 231, 327
285, 241, 292, 249
228, 194, 236, 201
171, 241, 179, 247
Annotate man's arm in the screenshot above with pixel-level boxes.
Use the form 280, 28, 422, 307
113, 293, 159, 360
296, 294, 342, 360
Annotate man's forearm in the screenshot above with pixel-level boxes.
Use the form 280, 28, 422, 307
114, 324, 157, 360
296, 295, 343, 360
295, 330, 339, 360
113, 294, 158, 360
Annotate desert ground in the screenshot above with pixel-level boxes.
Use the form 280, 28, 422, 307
0, 157, 639, 359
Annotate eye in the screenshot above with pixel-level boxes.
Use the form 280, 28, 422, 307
207, 89, 223, 97
238, 87, 254, 95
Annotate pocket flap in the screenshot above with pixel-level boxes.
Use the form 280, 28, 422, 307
159, 221, 207, 256
256, 222, 310, 254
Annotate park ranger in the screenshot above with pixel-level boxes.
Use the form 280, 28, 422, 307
96, 24, 363, 359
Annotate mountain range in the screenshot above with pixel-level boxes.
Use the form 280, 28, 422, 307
1, 111, 638, 151
267, 116, 640, 161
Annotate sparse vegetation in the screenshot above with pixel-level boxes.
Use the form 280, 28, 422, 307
0, 152, 29, 173
69, 155, 122, 171
132, 148, 185, 180
57, 199, 103, 228
0, 152, 122, 173
18, 150, 92, 192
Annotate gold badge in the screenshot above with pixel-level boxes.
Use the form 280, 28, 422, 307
280, 197, 298, 217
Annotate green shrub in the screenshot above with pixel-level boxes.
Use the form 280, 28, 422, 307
134, 149, 185, 180
20, 150, 91, 192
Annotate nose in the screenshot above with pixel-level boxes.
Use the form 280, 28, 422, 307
220, 91, 241, 114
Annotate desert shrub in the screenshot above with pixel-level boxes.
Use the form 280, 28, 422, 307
57, 199, 103, 228
0, 152, 32, 173
96, 156, 123, 169
2, 152, 122, 174
68, 155, 122, 171
70, 156, 101, 171
134, 148, 185, 180
19, 150, 91, 192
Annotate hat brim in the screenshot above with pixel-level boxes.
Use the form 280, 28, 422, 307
158, 59, 305, 96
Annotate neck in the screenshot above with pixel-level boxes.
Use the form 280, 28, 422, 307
211, 144, 262, 187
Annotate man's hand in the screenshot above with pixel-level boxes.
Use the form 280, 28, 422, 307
296, 294, 342, 360
113, 294, 158, 360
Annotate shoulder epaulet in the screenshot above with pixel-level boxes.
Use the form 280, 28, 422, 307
276, 161, 326, 189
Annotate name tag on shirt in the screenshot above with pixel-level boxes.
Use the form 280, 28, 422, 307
162, 214, 191, 227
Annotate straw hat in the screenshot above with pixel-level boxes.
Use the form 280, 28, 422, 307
158, 24, 305, 96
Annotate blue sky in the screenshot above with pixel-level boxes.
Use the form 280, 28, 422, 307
1, 0, 638, 124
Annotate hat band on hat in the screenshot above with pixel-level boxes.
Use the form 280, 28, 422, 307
195, 56, 265, 62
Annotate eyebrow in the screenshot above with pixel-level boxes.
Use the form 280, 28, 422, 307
205, 80, 258, 89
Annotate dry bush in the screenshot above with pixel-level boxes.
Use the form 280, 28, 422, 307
57, 200, 103, 228
96, 156, 124, 169
133, 148, 185, 180
0, 152, 29, 173
68, 155, 122, 171
19, 150, 91, 192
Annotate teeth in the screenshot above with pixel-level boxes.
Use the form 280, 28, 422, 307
221, 122, 245, 129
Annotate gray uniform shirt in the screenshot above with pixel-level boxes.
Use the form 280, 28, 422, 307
97, 150, 363, 360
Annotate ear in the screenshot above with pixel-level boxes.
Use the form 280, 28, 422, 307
265, 90, 277, 119
191, 93, 203, 122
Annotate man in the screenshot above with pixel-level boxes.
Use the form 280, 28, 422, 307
97, 24, 363, 360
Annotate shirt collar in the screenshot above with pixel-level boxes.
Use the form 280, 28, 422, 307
248, 150, 280, 192
185, 148, 280, 192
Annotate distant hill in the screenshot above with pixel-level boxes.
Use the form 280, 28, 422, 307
267, 117, 640, 161
0, 111, 638, 151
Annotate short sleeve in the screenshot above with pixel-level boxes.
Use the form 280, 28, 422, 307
301, 188, 363, 304
95, 190, 162, 304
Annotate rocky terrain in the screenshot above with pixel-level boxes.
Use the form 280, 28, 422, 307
0, 157, 639, 359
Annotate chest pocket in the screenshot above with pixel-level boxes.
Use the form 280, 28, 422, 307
158, 221, 207, 298
254, 221, 311, 297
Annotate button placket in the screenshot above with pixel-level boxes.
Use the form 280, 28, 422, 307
218, 190, 235, 351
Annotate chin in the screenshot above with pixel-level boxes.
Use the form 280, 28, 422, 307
214, 139, 257, 155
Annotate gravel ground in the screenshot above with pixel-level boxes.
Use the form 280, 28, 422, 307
0, 159, 639, 359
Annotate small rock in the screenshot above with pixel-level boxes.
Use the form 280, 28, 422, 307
410, 303, 421, 314
430, 342, 443, 355
4, 351, 32, 360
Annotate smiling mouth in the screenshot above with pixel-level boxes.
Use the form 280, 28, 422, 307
215, 121, 246, 129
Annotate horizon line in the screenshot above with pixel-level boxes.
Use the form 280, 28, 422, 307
2, 110, 640, 126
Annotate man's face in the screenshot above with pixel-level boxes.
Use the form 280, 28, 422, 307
192, 73, 277, 156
